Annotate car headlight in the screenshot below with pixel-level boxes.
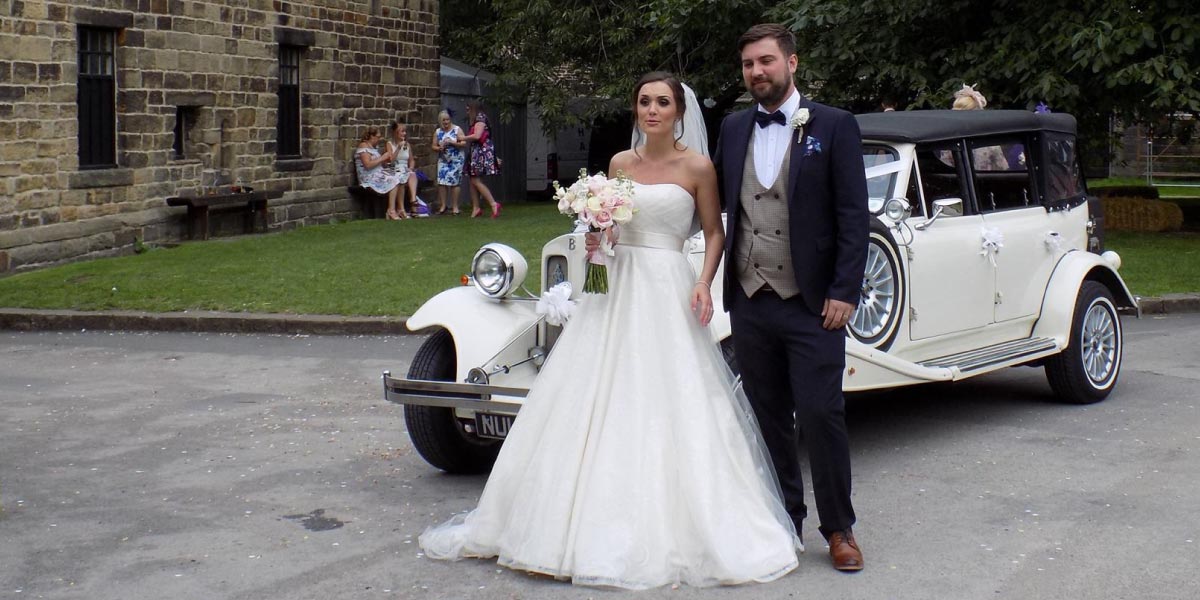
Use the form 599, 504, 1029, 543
471, 243, 528, 298
883, 198, 911, 222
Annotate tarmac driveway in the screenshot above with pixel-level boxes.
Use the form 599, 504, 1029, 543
1, 315, 1198, 599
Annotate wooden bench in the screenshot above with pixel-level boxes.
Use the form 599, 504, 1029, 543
166, 190, 272, 241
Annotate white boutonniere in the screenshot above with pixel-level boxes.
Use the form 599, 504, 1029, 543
790, 108, 810, 143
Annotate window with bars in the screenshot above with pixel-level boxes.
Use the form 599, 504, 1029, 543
77, 26, 117, 169
277, 45, 302, 158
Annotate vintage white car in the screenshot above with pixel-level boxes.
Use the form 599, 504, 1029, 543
383, 110, 1140, 473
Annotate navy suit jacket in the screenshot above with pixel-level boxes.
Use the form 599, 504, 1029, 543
714, 98, 869, 316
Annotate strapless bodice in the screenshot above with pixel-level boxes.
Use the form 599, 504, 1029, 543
623, 182, 696, 244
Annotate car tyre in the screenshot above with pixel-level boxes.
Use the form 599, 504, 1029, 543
404, 328, 501, 473
848, 225, 905, 351
1044, 281, 1122, 404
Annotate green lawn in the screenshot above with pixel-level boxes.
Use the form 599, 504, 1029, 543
0, 203, 570, 317
1105, 231, 1200, 298
0, 205, 1195, 317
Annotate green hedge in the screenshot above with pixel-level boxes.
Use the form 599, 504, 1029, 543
1091, 184, 1160, 199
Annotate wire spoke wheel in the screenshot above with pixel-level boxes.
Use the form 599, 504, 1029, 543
1081, 302, 1118, 385
1045, 281, 1123, 404
848, 228, 905, 350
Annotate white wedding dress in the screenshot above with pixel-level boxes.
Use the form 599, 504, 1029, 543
419, 183, 801, 589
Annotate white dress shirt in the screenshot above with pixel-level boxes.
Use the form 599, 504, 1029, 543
752, 89, 802, 189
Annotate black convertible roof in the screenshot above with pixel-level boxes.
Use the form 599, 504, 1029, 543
855, 110, 1077, 143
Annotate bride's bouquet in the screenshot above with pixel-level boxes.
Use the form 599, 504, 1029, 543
553, 169, 636, 293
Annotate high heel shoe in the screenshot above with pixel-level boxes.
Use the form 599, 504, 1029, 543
491, 202, 502, 218
386, 209, 399, 221
471, 207, 482, 218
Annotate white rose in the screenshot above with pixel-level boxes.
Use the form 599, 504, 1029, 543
790, 108, 810, 130
611, 204, 634, 223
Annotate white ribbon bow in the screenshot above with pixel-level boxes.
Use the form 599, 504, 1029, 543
980, 226, 1005, 267
535, 282, 576, 326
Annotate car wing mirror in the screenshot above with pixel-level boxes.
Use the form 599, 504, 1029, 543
915, 197, 963, 230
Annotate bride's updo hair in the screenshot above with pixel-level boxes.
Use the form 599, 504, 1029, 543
632, 71, 688, 152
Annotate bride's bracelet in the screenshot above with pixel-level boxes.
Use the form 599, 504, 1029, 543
694, 280, 711, 289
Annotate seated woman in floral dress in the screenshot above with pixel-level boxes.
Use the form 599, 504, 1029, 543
386, 121, 421, 217
354, 126, 406, 219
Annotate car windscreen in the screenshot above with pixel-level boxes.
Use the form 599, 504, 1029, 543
863, 145, 900, 213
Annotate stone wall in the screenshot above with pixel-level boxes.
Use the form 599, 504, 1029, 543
0, 0, 439, 273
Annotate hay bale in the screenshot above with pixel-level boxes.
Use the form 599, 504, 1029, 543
1101, 196, 1184, 231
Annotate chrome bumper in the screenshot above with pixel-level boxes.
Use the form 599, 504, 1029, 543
382, 371, 527, 412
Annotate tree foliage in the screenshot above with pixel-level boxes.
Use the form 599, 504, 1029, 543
441, 0, 774, 130
443, 0, 1199, 136
773, 0, 1199, 122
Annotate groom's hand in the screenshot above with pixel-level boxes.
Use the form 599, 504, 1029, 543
821, 298, 855, 330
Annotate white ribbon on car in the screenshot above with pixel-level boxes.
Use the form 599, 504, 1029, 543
535, 282, 575, 326
980, 226, 1005, 267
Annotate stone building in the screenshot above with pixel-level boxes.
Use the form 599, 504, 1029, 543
0, 0, 439, 273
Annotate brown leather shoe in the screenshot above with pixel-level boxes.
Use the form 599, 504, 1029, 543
827, 529, 864, 571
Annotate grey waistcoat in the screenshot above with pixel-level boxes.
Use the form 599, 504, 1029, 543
734, 139, 799, 299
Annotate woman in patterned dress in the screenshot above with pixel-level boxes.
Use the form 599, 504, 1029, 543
464, 99, 502, 218
354, 127, 406, 219
386, 121, 420, 217
432, 110, 466, 215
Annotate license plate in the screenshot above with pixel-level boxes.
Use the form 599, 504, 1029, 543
474, 412, 516, 439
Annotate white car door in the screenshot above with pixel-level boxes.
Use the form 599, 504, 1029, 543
982, 207, 1056, 322
906, 143, 994, 340
906, 213, 995, 339
967, 136, 1057, 323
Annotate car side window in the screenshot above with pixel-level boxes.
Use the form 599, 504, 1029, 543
968, 135, 1036, 212
1043, 132, 1085, 204
916, 142, 969, 214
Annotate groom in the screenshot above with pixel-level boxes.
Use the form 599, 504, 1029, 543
714, 23, 869, 571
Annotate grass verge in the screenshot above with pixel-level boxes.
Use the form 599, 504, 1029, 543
0, 203, 569, 317
1105, 231, 1200, 297
0, 206, 1194, 317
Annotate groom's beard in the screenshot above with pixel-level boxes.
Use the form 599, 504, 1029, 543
748, 75, 791, 108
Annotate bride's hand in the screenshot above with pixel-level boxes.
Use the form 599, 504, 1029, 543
691, 282, 714, 327
584, 232, 601, 253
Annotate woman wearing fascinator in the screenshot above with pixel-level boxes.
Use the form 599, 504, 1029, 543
952, 83, 1010, 170
418, 71, 801, 590
952, 83, 988, 110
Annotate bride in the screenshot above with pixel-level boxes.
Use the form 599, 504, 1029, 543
418, 71, 801, 589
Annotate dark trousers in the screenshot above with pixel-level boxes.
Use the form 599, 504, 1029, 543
730, 288, 856, 539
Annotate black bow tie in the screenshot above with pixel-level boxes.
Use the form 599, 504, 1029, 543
755, 110, 786, 128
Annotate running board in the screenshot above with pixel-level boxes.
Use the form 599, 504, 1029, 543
918, 337, 1059, 373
